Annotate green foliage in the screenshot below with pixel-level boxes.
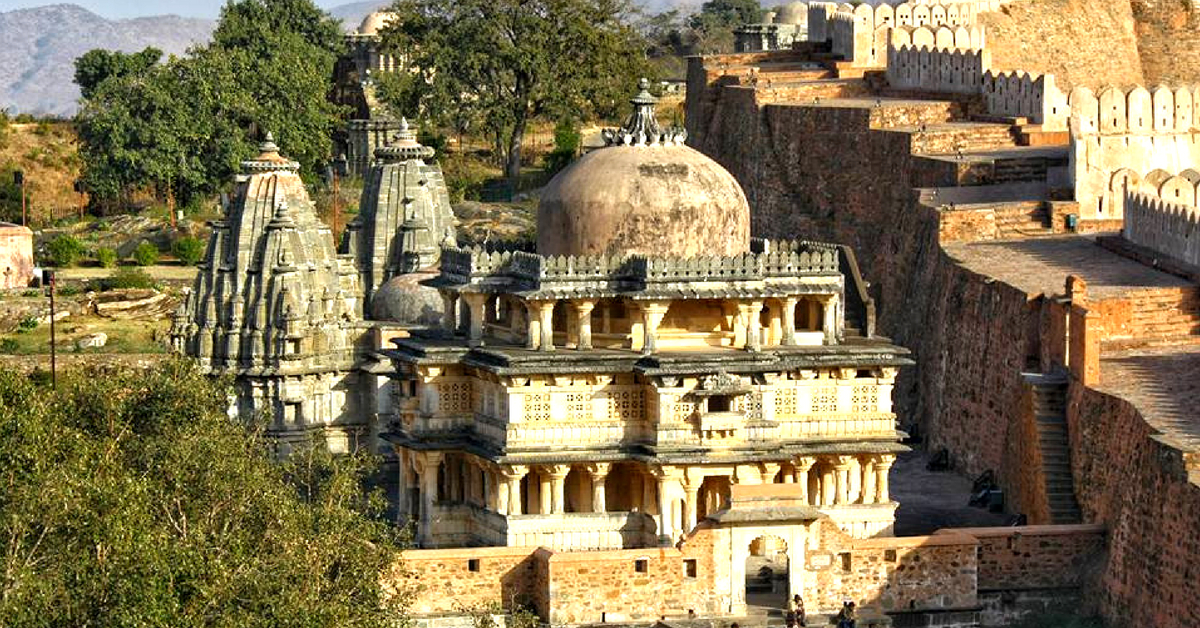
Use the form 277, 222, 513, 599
171, 235, 205, 266
89, 267, 156, 292
131, 241, 160, 267
56, 285, 81, 297
45, 235, 86, 268
543, 118, 581, 176
0, 361, 412, 625
95, 246, 118, 268
73, 47, 163, 100
382, 0, 652, 182
0, 338, 16, 353
74, 0, 346, 210
16, 316, 37, 333
688, 0, 763, 32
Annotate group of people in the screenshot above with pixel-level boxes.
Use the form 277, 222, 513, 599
783, 596, 857, 628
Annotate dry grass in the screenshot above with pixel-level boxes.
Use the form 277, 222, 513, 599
2, 122, 84, 223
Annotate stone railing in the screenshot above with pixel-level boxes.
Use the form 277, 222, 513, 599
505, 512, 658, 551
1123, 190, 1200, 267
428, 503, 508, 547
769, 413, 898, 440
506, 419, 653, 449
434, 239, 841, 292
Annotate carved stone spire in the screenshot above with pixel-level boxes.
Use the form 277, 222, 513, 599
375, 117, 436, 163
601, 78, 687, 147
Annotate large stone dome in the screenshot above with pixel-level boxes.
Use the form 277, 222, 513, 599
776, 2, 809, 26
537, 81, 751, 258
371, 270, 443, 325
358, 11, 397, 35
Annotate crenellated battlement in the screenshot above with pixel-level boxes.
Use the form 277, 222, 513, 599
1123, 190, 1200, 267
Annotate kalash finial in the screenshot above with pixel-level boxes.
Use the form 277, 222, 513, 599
242, 131, 300, 173
602, 78, 687, 147
375, 115, 436, 163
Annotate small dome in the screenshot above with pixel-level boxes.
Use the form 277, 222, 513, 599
370, 271, 443, 325
358, 11, 397, 35
537, 80, 751, 258
776, 2, 808, 25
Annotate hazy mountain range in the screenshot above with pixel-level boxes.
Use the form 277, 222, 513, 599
0, 0, 712, 116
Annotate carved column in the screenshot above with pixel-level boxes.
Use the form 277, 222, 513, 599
525, 301, 541, 350
588, 462, 610, 513
655, 471, 674, 542
861, 456, 877, 505
875, 455, 895, 503
821, 464, 836, 507
683, 480, 700, 533
823, 294, 839, 344
462, 293, 488, 347
573, 300, 596, 350
834, 456, 851, 505
501, 465, 526, 516
418, 451, 442, 546
782, 296, 798, 345
641, 302, 670, 355
762, 462, 782, 484
548, 464, 569, 514
744, 300, 764, 352
794, 457, 815, 504
538, 301, 556, 352
396, 447, 411, 521
538, 468, 552, 514
440, 291, 459, 332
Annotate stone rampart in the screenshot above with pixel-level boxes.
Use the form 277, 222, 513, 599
1069, 85, 1200, 220
939, 525, 1106, 590
822, 3, 985, 68
1122, 190, 1200, 267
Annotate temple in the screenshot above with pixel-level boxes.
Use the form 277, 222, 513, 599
333, 11, 404, 176
383, 83, 911, 550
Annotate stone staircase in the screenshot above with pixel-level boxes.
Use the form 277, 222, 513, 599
1031, 377, 1082, 524
993, 201, 1051, 238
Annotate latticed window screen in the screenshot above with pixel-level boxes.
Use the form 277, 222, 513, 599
851, 385, 879, 413
525, 392, 552, 421
607, 389, 644, 421
566, 391, 592, 420
673, 397, 695, 421
744, 391, 763, 421
775, 387, 797, 418
811, 386, 839, 413
438, 381, 472, 414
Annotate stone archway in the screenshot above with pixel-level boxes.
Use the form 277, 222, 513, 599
745, 534, 790, 614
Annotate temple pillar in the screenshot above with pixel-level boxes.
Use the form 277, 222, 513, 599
572, 300, 596, 350
524, 301, 541, 350
588, 462, 610, 513
548, 465, 569, 514
823, 295, 839, 344
539, 469, 552, 514
462, 293, 488, 347
538, 302, 556, 352
418, 451, 442, 546
861, 456, 877, 505
834, 457, 851, 505
762, 462, 782, 484
875, 455, 895, 503
821, 465, 835, 506
782, 296, 798, 345
794, 457, 815, 504
767, 300, 783, 346
655, 472, 674, 542
641, 471, 656, 513
440, 291, 459, 332
641, 302, 669, 355
502, 465, 526, 515
683, 481, 700, 533
396, 448, 412, 521
744, 300, 764, 352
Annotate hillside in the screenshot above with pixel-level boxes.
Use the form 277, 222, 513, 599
0, 4, 212, 116
0, 121, 82, 225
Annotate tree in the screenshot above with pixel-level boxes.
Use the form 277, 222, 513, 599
73, 47, 163, 100
688, 0, 764, 32
380, 0, 652, 183
74, 0, 345, 210
0, 361, 412, 626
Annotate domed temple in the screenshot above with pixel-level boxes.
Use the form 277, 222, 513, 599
332, 10, 404, 176
382, 83, 912, 551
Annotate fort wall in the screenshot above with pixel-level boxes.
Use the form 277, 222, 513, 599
1123, 191, 1200, 267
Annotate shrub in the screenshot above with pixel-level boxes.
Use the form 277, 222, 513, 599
0, 337, 17, 353
171, 236, 204, 266
543, 118, 582, 176
90, 268, 155, 292
132, 241, 159, 267
46, 235, 86, 268
17, 316, 37, 333
95, 247, 118, 268
56, 285, 81, 297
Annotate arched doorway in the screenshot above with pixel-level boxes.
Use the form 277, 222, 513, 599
745, 535, 789, 614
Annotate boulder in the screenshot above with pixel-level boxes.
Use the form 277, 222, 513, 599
76, 332, 107, 349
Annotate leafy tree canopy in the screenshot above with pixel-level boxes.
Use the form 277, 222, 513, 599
379, 0, 652, 183
74, 47, 163, 100
0, 361, 412, 626
73, 0, 345, 210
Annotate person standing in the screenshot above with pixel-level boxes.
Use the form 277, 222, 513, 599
791, 594, 806, 627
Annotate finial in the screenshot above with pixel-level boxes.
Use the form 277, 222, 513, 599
601, 79, 686, 147
242, 131, 299, 173
375, 115, 434, 162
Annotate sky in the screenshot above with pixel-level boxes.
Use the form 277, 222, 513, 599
0, 0, 352, 20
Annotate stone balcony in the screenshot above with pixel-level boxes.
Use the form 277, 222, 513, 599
425, 504, 657, 551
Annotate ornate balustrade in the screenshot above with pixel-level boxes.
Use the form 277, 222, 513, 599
505, 512, 657, 550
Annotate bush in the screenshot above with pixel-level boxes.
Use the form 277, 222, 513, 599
132, 241, 159, 267
543, 118, 582, 176
56, 285, 81, 297
95, 247, 118, 268
90, 268, 156, 292
46, 235, 86, 268
171, 236, 204, 266
0, 338, 17, 353
16, 316, 37, 333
